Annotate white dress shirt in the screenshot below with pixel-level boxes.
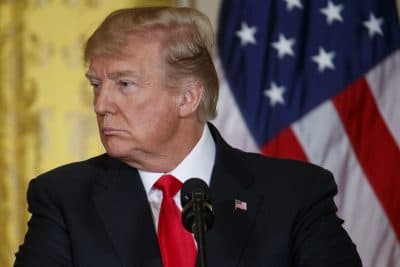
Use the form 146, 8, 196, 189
139, 125, 216, 231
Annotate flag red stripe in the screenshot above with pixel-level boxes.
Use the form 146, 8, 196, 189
261, 127, 308, 161
333, 77, 400, 241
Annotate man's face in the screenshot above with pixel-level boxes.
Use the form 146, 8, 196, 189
86, 38, 182, 168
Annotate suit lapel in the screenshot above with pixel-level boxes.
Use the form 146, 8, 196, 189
206, 124, 263, 267
91, 157, 162, 267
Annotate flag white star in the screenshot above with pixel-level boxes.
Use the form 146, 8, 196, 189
236, 22, 257, 46
264, 82, 285, 107
284, 0, 303, 11
271, 33, 295, 58
312, 47, 336, 72
363, 13, 384, 37
320, 1, 344, 24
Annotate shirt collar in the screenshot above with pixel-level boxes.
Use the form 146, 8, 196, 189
139, 124, 216, 194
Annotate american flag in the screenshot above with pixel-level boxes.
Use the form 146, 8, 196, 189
234, 199, 248, 211
213, 0, 400, 266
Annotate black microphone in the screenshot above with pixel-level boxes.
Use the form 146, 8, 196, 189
181, 178, 214, 233
181, 178, 214, 267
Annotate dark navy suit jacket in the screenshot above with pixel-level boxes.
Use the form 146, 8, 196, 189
14, 124, 362, 267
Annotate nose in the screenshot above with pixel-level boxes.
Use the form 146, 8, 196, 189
93, 83, 116, 115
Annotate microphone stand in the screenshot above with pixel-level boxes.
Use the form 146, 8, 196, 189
192, 190, 207, 267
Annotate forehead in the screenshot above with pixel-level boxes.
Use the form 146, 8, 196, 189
87, 37, 164, 76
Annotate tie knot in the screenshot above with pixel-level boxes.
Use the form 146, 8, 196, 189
154, 174, 182, 198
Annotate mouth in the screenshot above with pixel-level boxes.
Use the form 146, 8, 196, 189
102, 127, 124, 135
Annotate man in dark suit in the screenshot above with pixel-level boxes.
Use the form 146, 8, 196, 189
14, 6, 362, 267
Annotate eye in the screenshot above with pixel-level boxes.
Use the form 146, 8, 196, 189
117, 80, 135, 90
90, 81, 100, 93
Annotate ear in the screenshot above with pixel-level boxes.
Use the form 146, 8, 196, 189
177, 81, 204, 118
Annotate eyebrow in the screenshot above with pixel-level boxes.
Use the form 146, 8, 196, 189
85, 70, 138, 80
109, 70, 138, 80
85, 72, 97, 80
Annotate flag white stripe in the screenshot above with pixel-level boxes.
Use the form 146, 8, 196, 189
212, 55, 259, 153
365, 50, 400, 149
291, 100, 400, 267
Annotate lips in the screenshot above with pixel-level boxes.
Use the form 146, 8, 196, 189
102, 127, 124, 135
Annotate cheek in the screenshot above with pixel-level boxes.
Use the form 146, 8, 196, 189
147, 103, 177, 129
122, 90, 179, 132
136, 90, 176, 116
142, 99, 179, 134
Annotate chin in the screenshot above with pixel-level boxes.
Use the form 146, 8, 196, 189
104, 146, 143, 169
101, 137, 143, 164
101, 139, 131, 158
104, 145, 130, 159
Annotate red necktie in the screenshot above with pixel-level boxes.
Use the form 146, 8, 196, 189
154, 175, 197, 267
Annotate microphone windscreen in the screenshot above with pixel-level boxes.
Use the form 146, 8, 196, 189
180, 178, 209, 207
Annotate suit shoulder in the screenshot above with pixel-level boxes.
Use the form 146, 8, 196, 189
247, 152, 326, 177
238, 150, 335, 191
236, 151, 338, 210
30, 154, 109, 191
